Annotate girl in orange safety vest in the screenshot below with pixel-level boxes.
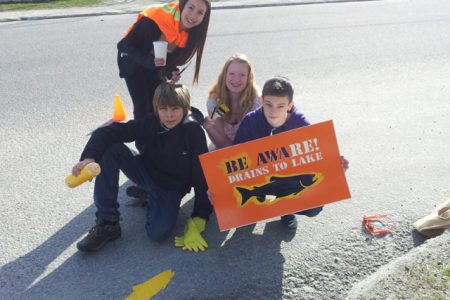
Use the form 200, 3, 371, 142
117, 0, 211, 142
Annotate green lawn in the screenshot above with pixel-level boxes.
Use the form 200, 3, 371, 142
0, 0, 103, 12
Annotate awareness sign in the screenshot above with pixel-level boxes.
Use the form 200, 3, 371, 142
199, 120, 351, 231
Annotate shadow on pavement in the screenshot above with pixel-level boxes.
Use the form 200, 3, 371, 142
0, 180, 292, 300
411, 229, 430, 247
0, 203, 96, 300
199, 222, 295, 300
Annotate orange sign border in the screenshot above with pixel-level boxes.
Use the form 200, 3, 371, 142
200, 120, 351, 231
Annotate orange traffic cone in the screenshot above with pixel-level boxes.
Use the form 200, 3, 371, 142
113, 94, 127, 122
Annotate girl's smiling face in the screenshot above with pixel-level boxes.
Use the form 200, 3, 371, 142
225, 61, 249, 96
180, 0, 208, 30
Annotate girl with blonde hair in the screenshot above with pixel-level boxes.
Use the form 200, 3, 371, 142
203, 54, 261, 150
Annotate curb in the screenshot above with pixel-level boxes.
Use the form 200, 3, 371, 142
347, 232, 450, 299
0, 0, 376, 23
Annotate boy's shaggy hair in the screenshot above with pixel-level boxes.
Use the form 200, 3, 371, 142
153, 82, 191, 115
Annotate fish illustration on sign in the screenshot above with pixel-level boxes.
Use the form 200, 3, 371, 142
235, 172, 324, 206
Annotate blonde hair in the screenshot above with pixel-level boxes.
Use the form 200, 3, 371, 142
153, 82, 191, 115
208, 54, 259, 122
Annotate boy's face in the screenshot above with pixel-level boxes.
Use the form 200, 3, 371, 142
157, 106, 184, 129
261, 95, 294, 128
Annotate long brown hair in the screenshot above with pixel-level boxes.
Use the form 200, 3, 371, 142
208, 54, 259, 122
170, 0, 211, 84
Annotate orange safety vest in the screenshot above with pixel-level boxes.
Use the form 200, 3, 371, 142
125, 2, 189, 48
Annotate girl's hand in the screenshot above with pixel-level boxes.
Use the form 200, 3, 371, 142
72, 158, 95, 177
170, 71, 181, 83
204, 115, 225, 130
203, 116, 216, 130
154, 57, 166, 67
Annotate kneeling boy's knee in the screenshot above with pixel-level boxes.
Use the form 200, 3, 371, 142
145, 223, 171, 243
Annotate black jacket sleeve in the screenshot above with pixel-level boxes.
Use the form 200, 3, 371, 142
188, 125, 213, 220
120, 17, 161, 69
80, 118, 150, 162
117, 17, 181, 79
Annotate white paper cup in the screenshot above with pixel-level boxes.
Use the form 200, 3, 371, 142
153, 41, 168, 64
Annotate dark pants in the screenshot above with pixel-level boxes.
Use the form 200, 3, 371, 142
295, 206, 323, 217
94, 144, 183, 242
124, 67, 163, 152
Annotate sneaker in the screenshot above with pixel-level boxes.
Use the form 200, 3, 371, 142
77, 219, 121, 252
126, 185, 148, 207
280, 214, 298, 232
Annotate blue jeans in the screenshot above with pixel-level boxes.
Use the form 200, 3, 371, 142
93, 144, 183, 242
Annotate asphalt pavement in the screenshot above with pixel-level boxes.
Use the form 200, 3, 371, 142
1, 0, 448, 298
0, 0, 365, 22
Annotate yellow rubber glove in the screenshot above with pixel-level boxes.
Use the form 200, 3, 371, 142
174, 217, 207, 252
191, 217, 206, 233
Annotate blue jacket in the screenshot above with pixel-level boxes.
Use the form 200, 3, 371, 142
233, 106, 310, 144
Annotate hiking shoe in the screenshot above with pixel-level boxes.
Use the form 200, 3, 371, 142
77, 219, 121, 252
280, 214, 298, 232
126, 185, 148, 207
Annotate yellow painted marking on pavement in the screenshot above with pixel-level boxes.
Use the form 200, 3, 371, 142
124, 269, 175, 300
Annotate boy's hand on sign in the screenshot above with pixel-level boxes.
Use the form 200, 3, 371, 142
72, 158, 95, 177
340, 156, 349, 172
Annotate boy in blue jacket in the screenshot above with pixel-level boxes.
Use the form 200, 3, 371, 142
233, 76, 349, 232
72, 82, 211, 252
